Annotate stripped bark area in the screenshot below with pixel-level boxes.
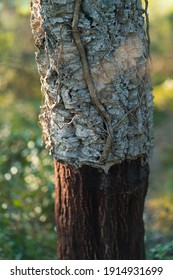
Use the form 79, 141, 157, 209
55, 157, 149, 260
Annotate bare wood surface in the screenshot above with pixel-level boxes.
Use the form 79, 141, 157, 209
55, 158, 149, 259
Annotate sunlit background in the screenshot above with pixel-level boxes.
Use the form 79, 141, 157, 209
0, 0, 173, 260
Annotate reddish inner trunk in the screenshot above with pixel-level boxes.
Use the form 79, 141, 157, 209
54, 157, 149, 260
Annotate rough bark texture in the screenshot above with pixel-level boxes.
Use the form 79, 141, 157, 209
30, 0, 153, 260
30, 0, 153, 173
55, 157, 149, 259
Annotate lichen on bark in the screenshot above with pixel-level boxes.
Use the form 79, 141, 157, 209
30, 0, 153, 173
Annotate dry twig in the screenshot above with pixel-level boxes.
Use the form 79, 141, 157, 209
53, 114, 80, 130
144, 0, 150, 57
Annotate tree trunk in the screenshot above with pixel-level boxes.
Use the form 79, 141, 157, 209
30, 0, 153, 259
55, 157, 149, 259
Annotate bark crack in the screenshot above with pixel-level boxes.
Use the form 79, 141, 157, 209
72, 0, 114, 163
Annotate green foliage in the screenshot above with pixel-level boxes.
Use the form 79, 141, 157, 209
0, 0, 173, 260
150, 5, 173, 87
0, 32, 14, 59
154, 79, 173, 110
150, 14, 172, 55
146, 240, 173, 260
0, 0, 30, 14
145, 107, 173, 260
0, 1, 40, 99
0, 97, 56, 260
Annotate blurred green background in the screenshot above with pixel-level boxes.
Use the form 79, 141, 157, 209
0, 0, 173, 260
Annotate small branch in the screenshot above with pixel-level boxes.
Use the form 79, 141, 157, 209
144, 0, 150, 57
100, 106, 139, 163
72, 0, 114, 163
112, 106, 139, 131
53, 114, 80, 130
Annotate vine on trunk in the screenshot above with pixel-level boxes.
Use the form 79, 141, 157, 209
144, 0, 150, 57
72, 0, 114, 163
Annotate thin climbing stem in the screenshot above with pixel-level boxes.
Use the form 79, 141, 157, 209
72, 0, 114, 163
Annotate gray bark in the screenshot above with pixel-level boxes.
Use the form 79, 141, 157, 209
30, 0, 153, 173
30, 0, 153, 260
